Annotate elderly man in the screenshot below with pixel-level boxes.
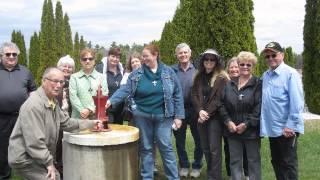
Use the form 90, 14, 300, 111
0, 42, 36, 179
8, 67, 102, 180
171, 43, 203, 178
260, 42, 304, 180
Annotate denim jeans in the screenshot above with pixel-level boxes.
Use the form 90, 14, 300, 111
133, 109, 179, 180
173, 107, 203, 169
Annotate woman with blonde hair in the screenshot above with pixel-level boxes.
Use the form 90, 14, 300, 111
220, 51, 262, 180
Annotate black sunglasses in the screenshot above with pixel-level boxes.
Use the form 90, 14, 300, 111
81, 57, 94, 61
265, 54, 277, 59
239, 63, 252, 67
4, 53, 18, 58
204, 58, 216, 62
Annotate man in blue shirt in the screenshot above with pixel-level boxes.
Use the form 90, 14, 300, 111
171, 43, 203, 178
260, 42, 304, 180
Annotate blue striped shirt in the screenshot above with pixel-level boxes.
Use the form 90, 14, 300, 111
260, 62, 304, 137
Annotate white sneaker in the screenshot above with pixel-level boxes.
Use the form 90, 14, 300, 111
190, 169, 201, 178
179, 168, 189, 177
153, 167, 158, 175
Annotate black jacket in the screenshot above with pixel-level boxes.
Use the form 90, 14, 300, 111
219, 76, 262, 139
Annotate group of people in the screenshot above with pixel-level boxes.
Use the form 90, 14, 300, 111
0, 40, 304, 180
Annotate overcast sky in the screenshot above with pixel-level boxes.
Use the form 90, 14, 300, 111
0, 0, 305, 53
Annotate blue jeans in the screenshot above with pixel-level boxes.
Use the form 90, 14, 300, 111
173, 107, 203, 169
133, 109, 179, 180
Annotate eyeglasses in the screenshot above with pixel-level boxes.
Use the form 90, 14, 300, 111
265, 54, 277, 59
81, 57, 94, 61
4, 53, 18, 58
239, 63, 252, 67
45, 78, 65, 85
204, 58, 216, 62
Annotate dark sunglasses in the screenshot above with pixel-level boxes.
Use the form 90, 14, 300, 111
4, 53, 18, 58
239, 63, 252, 67
204, 58, 216, 62
265, 54, 277, 59
45, 78, 65, 85
81, 57, 94, 61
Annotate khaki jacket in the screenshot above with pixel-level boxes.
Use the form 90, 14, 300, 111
8, 87, 95, 169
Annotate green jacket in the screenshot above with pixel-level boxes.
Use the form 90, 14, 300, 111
69, 69, 108, 118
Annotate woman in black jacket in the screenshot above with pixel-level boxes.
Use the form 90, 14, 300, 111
191, 49, 229, 180
219, 51, 262, 180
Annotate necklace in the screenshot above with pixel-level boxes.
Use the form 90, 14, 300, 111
238, 75, 252, 90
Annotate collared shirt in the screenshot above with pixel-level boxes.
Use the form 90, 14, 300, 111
172, 63, 196, 108
0, 63, 36, 114
260, 62, 304, 137
69, 69, 108, 118
48, 99, 56, 110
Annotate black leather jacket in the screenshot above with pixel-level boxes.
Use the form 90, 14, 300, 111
219, 76, 262, 139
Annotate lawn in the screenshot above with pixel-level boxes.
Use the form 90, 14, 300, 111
12, 120, 320, 180
154, 120, 320, 180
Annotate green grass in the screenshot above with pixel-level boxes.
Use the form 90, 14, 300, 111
154, 120, 320, 180
12, 120, 320, 180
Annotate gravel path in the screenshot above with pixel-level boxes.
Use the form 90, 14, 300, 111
303, 112, 320, 120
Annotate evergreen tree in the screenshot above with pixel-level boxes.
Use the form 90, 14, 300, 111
29, 32, 40, 84
11, 30, 27, 66
235, 0, 257, 53
303, 0, 320, 113
37, 0, 57, 83
255, 54, 268, 76
55, 1, 66, 58
159, 0, 257, 66
284, 47, 295, 68
80, 35, 86, 50
64, 13, 73, 55
73, 32, 80, 70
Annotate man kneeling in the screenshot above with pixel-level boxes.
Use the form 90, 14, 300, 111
8, 67, 102, 180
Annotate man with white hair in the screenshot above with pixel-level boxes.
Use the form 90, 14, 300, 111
0, 42, 36, 179
8, 67, 102, 180
172, 43, 203, 178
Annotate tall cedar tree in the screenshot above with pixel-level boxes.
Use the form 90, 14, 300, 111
284, 47, 296, 68
303, 0, 320, 113
160, 0, 257, 66
29, 32, 40, 84
73, 32, 80, 71
55, 1, 66, 58
159, 0, 193, 64
64, 13, 73, 55
11, 30, 27, 66
37, 0, 57, 83
80, 35, 86, 50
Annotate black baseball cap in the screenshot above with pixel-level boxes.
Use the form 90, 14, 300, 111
262, 42, 283, 53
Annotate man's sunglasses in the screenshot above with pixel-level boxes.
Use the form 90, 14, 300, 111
4, 53, 18, 58
265, 54, 277, 59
